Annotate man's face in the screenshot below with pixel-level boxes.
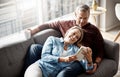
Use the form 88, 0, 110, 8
75, 11, 89, 27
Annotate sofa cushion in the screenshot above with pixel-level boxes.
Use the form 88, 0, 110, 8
0, 38, 34, 77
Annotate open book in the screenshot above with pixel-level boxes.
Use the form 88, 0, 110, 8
75, 46, 85, 61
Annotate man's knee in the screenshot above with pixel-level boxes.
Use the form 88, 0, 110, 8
30, 44, 43, 51
29, 44, 43, 56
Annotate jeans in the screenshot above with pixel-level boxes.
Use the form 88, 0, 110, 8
24, 44, 43, 69
20, 43, 43, 77
22, 44, 84, 77
56, 61, 85, 77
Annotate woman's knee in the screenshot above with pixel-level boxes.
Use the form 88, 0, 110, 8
24, 62, 42, 77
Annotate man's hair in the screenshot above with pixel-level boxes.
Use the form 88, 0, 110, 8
75, 4, 90, 15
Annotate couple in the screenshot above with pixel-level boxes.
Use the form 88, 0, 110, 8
24, 4, 104, 77
25, 26, 94, 77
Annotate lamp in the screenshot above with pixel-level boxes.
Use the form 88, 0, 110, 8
114, 3, 120, 42
92, 0, 98, 11
115, 3, 120, 20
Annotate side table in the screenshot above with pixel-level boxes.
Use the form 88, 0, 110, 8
90, 6, 107, 27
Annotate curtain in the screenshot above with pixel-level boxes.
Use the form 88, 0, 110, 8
0, 0, 90, 38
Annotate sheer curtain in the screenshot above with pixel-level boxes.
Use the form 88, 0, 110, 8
0, 0, 90, 38
40, 0, 91, 22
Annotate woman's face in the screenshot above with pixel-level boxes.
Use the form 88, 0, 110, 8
75, 11, 89, 27
64, 28, 81, 44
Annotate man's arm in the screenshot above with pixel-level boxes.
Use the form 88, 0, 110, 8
94, 30, 104, 67
86, 27, 104, 74
28, 22, 60, 36
27, 20, 76, 36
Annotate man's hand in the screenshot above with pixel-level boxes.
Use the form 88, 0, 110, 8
27, 29, 33, 36
24, 29, 31, 39
86, 63, 97, 74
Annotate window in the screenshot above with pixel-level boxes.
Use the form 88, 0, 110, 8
0, 0, 91, 38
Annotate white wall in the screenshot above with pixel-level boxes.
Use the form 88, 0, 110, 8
99, 0, 120, 31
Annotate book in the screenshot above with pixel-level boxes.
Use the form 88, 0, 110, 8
75, 46, 85, 61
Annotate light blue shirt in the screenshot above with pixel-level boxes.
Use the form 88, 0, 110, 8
37, 36, 93, 77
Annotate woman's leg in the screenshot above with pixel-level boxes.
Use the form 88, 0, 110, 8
20, 44, 43, 77
24, 44, 43, 69
57, 61, 85, 77
24, 62, 43, 77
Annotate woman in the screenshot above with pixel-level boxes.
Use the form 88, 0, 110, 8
24, 26, 93, 77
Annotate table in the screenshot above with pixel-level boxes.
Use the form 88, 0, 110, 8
90, 6, 107, 26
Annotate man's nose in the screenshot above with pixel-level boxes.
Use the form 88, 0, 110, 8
80, 19, 84, 23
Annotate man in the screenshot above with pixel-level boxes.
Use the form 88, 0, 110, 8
24, 4, 104, 75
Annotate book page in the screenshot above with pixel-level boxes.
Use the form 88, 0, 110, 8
75, 46, 85, 61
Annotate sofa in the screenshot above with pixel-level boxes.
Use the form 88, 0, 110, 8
0, 28, 119, 77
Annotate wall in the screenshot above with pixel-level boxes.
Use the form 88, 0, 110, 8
99, 0, 120, 31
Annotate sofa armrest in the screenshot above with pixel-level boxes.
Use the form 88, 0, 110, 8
33, 29, 62, 45
104, 39, 119, 66
78, 39, 119, 77
78, 59, 117, 77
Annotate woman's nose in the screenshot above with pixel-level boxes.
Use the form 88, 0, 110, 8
73, 35, 77, 40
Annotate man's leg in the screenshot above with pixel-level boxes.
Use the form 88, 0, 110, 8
24, 44, 43, 69
57, 61, 85, 77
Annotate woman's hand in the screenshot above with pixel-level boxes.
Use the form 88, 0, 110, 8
82, 47, 93, 63
82, 47, 98, 74
59, 55, 77, 62
68, 55, 77, 62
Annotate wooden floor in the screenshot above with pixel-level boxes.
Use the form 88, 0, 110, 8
101, 26, 120, 43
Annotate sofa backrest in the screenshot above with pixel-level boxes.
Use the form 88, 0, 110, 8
0, 38, 34, 77
33, 29, 62, 45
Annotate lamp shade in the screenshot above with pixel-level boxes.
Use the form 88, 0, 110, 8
115, 3, 120, 21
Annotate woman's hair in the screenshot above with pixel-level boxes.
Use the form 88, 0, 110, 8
65, 26, 84, 47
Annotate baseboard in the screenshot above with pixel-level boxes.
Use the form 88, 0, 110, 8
100, 21, 120, 32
